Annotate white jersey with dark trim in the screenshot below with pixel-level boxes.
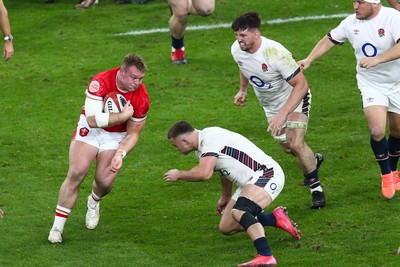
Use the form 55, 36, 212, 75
195, 127, 283, 187
231, 36, 300, 112
329, 6, 400, 91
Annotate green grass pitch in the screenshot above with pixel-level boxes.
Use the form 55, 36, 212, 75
1, 0, 399, 266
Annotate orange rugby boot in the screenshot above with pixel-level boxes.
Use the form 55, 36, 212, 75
381, 172, 395, 199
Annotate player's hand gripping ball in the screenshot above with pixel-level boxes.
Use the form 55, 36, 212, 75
104, 91, 127, 113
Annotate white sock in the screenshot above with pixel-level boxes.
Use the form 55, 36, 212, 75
310, 186, 323, 193
52, 205, 71, 233
88, 191, 102, 206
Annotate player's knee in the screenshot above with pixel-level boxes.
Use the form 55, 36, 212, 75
370, 128, 386, 141
232, 197, 262, 231
67, 168, 87, 182
195, 5, 214, 16
286, 140, 305, 155
218, 223, 238, 235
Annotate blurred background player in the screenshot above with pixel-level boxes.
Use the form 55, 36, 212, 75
387, 0, 400, 10
230, 12, 325, 209
48, 53, 149, 243
0, 0, 13, 61
298, 0, 400, 199
0, 208, 3, 218
168, 0, 215, 64
164, 121, 300, 267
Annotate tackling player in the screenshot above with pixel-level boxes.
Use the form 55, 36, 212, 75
230, 12, 326, 209
164, 121, 301, 267
48, 53, 150, 243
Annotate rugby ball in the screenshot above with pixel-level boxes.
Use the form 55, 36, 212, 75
104, 91, 127, 113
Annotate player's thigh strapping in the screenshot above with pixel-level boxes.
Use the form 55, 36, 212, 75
265, 91, 311, 143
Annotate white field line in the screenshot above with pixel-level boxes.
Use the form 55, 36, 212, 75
115, 13, 351, 36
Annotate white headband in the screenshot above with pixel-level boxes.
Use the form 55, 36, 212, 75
364, 0, 380, 3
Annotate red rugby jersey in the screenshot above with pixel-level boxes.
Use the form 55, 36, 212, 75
82, 67, 150, 132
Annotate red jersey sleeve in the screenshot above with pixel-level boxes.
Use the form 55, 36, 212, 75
129, 83, 150, 122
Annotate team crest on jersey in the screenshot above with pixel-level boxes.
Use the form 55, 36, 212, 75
237, 61, 243, 66
378, 28, 385, 37
88, 80, 100, 93
353, 29, 360, 35
261, 63, 268, 72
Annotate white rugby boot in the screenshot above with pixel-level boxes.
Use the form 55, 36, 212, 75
48, 228, 63, 243
85, 195, 100, 230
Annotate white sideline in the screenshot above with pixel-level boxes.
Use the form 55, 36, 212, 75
115, 13, 351, 36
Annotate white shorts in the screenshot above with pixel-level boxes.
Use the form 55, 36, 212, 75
264, 91, 312, 121
361, 87, 400, 114
73, 114, 127, 153
232, 165, 285, 202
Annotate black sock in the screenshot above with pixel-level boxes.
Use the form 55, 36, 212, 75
253, 237, 272, 256
370, 136, 391, 174
388, 135, 400, 172
304, 169, 321, 190
257, 213, 277, 227
171, 35, 184, 50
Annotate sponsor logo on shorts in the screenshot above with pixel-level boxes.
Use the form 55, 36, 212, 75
366, 97, 375, 103
270, 182, 277, 191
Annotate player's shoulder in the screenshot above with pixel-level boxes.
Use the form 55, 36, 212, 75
231, 40, 241, 55
262, 37, 285, 50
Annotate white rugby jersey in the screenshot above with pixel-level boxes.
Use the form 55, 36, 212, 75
231, 36, 301, 113
329, 6, 400, 92
195, 127, 283, 187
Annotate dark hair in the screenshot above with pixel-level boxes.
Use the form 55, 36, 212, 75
231, 12, 261, 32
167, 121, 195, 139
122, 53, 148, 73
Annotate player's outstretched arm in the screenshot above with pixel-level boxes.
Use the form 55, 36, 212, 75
298, 36, 335, 71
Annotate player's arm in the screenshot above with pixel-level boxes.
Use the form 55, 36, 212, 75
267, 70, 308, 136
283, 70, 309, 116
298, 35, 336, 71
234, 71, 249, 106
0, 0, 13, 61
387, 0, 400, 10
164, 156, 218, 182
110, 119, 146, 172
84, 97, 134, 128
117, 119, 146, 154
217, 175, 233, 215
359, 42, 400, 69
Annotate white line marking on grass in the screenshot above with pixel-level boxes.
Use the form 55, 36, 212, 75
115, 13, 351, 36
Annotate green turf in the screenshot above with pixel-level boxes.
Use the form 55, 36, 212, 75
1, 0, 399, 266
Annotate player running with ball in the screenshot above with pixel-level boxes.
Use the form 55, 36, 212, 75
48, 53, 149, 243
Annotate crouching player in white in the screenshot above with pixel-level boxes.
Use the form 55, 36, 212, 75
164, 121, 300, 267
48, 54, 150, 243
